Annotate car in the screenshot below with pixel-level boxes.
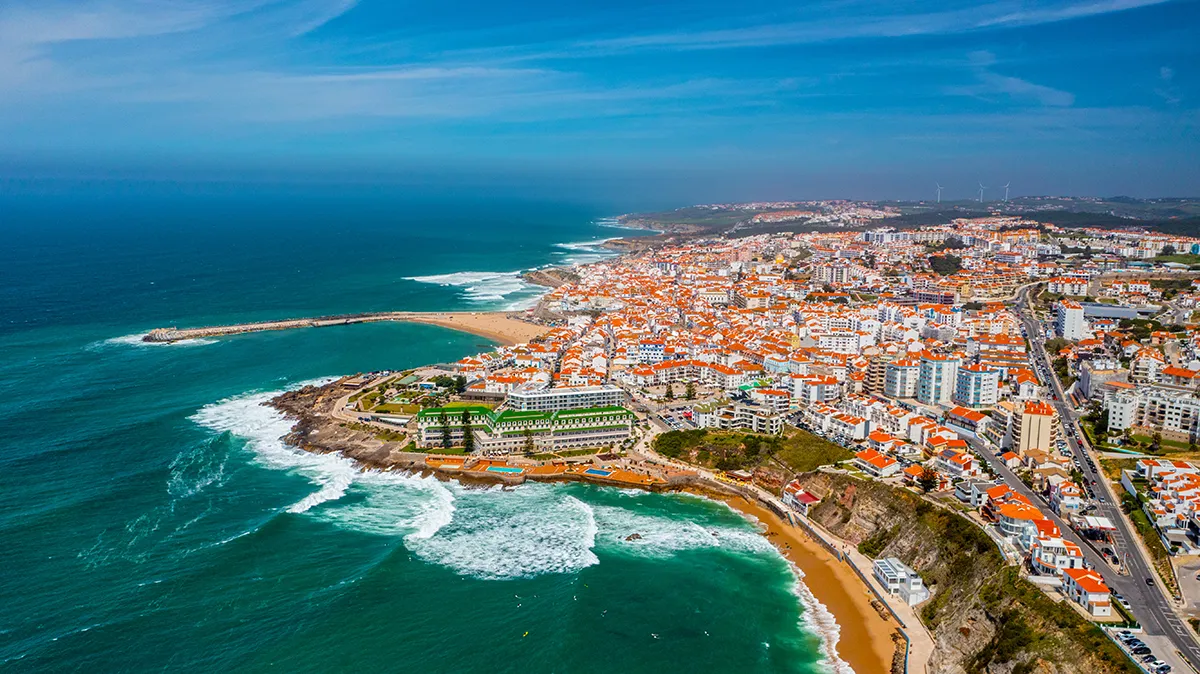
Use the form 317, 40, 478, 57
1133, 647, 1152, 655
1151, 660, 1167, 669
1157, 665, 1172, 674
1143, 654, 1159, 663
1146, 577, 1156, 586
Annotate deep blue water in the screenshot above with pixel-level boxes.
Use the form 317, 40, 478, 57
0, 189, 832, 673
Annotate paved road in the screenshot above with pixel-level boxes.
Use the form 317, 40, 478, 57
1016, 286, 1200, 669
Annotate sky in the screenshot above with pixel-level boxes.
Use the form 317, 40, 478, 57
0, 0, 1196, 203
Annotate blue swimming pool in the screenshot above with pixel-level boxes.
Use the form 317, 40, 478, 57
584, 468, 612, 477
486, 466, 525, 474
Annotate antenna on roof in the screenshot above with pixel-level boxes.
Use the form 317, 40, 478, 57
936, 183, 943, 203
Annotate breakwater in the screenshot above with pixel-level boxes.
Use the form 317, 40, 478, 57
144, 311, 493, 343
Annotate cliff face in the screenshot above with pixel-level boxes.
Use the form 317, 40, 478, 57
521, 267, 580, 288
793, 471, 1136, 674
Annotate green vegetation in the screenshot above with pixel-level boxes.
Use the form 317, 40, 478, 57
653, 429, 782, 471
774, 428, 855, 473
1154, 253, 1200, 265
928, 254, 963, 276
1121, 492, 1179, 595
806, 472, 1137, 674
344, 422, 409, 444
430, 374, 467, 393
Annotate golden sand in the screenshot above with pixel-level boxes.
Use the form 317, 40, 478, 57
717, 495, 899, 674
399, 312, 549, 346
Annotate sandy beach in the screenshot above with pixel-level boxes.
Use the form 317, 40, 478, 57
399, 311, 549, 346
715, 494, 899, 674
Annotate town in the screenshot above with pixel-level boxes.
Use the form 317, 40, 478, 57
324, 214, 1200, 674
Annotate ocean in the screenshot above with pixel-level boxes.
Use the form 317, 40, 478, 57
0, 188, 836, 673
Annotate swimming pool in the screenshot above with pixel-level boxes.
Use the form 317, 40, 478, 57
584, 468, 613, 477
486, 466, 525, 474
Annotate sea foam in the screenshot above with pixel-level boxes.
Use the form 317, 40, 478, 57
94, 333, 217, 349
190, 379, 355, 515
403, 270, 547, 310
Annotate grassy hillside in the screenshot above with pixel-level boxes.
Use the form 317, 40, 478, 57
797, 471, 1137, 674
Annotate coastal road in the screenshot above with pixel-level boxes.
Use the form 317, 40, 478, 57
1015, 286, 1200, 669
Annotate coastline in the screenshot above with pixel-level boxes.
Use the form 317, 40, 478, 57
697, 491, 899, 674
395, 312, 549, 346
270, 374, 900, 674
141, 310, 550, 347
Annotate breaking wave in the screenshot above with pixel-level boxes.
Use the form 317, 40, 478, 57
554, 238, 620, 265
404, 270, 547, 310
92, 333, 217, 349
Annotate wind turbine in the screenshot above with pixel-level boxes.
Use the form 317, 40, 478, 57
936, 183, 943, 203
1003, 183, 1011, 202
978, 183, 986, 203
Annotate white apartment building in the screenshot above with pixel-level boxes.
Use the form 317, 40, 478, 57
884, 360, 920, 399
506, 384, 628, 412
916, 351, 961, 406
872, 557, 930, 606
1107, 387, 1200, 443
953, 364, 1000, 409
1054, 300, 1087, 341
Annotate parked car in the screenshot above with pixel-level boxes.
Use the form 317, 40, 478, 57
1133, 646, 1152, 655
1147, 577, 1156, 586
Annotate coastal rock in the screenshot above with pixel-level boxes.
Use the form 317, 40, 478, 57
624, 533, 642, 542
521, 267, 580, 288
791, 470, 1133, 674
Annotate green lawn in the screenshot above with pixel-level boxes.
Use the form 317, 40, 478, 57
775, 428, 855, 473
1130, 434, 1194, 452
372, 403, 420, 414
442, 400, 497, 409
1155, 254, 1200, 265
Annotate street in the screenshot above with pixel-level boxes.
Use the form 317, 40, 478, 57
1017, 286, 1200, 669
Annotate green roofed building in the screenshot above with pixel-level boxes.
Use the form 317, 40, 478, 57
416, 405, 636, 454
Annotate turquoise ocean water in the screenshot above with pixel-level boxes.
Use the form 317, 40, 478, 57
0, 189, 837, 673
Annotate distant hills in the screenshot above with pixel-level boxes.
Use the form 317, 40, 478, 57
621, 197, 1200, 238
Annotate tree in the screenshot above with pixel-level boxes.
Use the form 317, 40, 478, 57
918, 467, 939, 494
1151, 432, 1163, 453
461, 409, 475, 453
927, 254, 962, 276
664, 384, 675, 401
685, 381, 696, 400
1162, 244, 1177, 256
439, 410, 452, 449
523, 428, 536, 456
454, 375, 467, 394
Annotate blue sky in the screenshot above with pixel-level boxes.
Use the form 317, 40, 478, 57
0, 0, 1196, 201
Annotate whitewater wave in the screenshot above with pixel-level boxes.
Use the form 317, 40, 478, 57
592, 504, 776, 557
790, 569, 853, 674
91, 333, 218, 349
404, 270, 547, 310
553, 238, 621, 265
405, 487, 600, 580
189, 379, 353, 515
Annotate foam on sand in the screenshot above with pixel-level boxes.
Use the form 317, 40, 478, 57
790, 568, 853, 674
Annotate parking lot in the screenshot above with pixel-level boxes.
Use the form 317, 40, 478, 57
1108, 628, 1191, 674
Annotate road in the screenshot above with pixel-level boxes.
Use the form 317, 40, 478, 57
1016, 285, 1200, 669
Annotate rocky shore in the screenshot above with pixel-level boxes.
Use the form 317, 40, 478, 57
520, 267, 580, 288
